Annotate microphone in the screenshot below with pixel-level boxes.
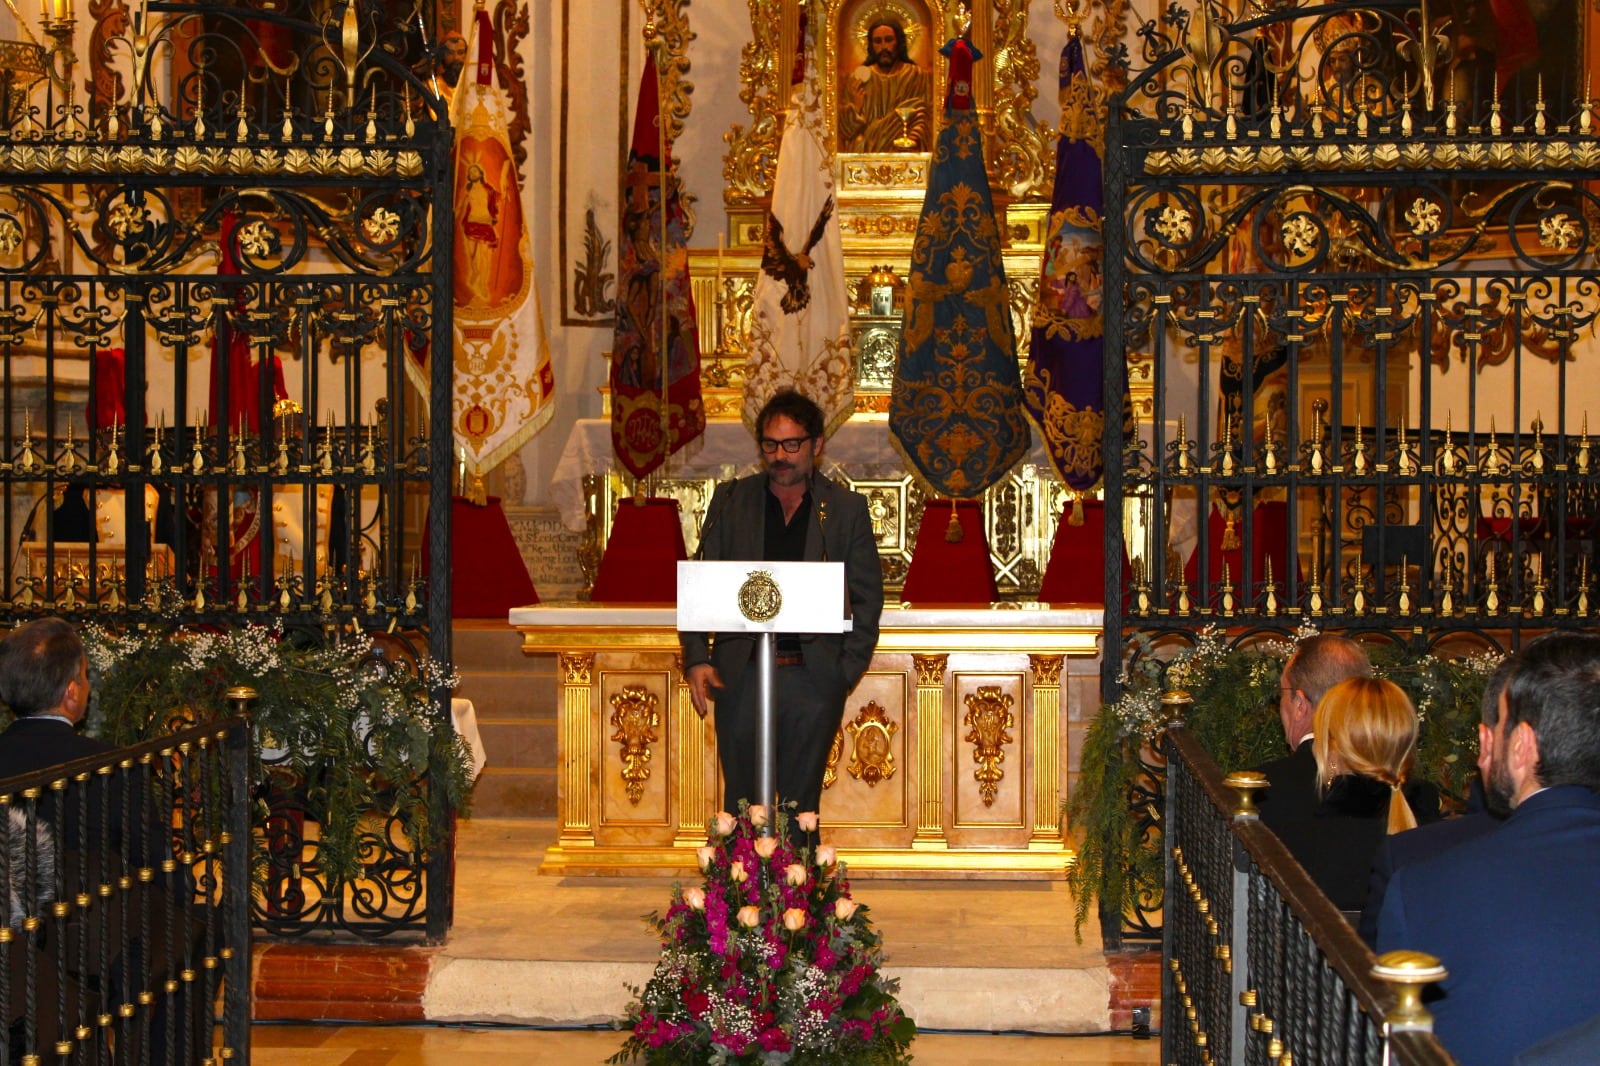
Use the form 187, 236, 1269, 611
695, 480, 734, 561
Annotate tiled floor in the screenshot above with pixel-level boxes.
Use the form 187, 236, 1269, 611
251, 1022, 1165, 1064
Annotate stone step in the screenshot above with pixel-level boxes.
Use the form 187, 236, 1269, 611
448, 622, 537, 674
467, 767, 556, 818
475, 719, 556, 769
455, 673, 556, 720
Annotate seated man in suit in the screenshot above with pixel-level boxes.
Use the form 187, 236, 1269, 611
1357, 656, 1513, 945
1376, 631, 1600, 1066
1254, 634, 1371, 831
0, 617, 202, 1064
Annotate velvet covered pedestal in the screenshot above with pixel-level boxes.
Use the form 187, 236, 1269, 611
426, 495, 539, 618
900, 499, 998, 605
1039, 499, 1108, 604
590, 497, 688, 604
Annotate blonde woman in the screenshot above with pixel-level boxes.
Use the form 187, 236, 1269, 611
1274, 677, 1440, 914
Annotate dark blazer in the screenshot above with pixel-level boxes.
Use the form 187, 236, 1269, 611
1253, 740, 1319, 832
1358, 809, 1501, 946
680, 471, 884, 702
1274, 774, 1440, 912
1377, 785, 1600, 1066
0, 715, 114, 776
1515, 1011, 1600, 1066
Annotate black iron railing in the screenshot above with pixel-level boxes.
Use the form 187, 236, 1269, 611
0, 714, 251, 1065
1164, 724, 1455, 1066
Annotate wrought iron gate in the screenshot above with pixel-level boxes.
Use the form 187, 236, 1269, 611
0, 1, 455, 939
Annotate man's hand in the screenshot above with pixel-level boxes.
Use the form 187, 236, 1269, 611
687, 662, 722, 720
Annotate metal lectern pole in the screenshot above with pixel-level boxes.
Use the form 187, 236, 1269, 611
756, 630, 776, 836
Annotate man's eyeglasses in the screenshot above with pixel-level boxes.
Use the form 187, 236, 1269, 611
759, 436, 812, 455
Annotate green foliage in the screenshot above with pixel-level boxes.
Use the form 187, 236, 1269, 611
79, 624, 474, 886
1067, 626, 1496, 938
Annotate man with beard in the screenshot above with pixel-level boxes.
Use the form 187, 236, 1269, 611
1356, 656, 1512, 945
1376, 631, 1600, 1066
681, 390, 883, 851
840, 19, 930, 152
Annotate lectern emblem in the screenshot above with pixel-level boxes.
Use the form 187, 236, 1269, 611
738, 570, 782, 622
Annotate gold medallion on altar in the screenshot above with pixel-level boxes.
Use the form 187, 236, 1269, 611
738, 570, 782, 622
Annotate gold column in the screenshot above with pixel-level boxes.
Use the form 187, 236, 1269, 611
673, 657, 710, 846
557, 652, 595, 845
1029, 655, 1065, 847
912, 654, 948, 847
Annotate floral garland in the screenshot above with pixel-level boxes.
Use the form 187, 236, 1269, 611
612, 804, 916, 1065
1067, 625, 1500, 936
76, 623, 473, 885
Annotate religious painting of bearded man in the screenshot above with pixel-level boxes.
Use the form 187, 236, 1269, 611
836, 0, 937, 153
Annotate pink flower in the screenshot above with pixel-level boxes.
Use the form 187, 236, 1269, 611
748, 804, 769, 827
834, 897, 859, 921
796, 811, 819, 832
712, 811, 736, 837
755, 836, 779, 860
815, 844, 836, 867
737, 905, 761, 928
696, 845, 716, 870
758, 1026, 792, 1051
782, 907, 807, 931
783, 863, 807, 887
683, 886, 706, 910
730, 860, 749, 883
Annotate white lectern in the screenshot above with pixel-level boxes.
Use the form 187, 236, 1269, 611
678, 560, 850, 831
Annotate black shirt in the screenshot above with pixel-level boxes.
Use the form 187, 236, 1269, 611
763, 484, 811, 655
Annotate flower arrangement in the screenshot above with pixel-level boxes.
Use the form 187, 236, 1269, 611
611, 803, 916, 1065
1068, 625, 1499, 937
76, 623, 474, 884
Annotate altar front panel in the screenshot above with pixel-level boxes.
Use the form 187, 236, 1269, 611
514, 606, 1101, 878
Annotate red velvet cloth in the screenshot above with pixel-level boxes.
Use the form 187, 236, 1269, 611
591, 497, 688, 604
1039, 499, 1128, 605
87, 348, 126, 431
1184, 500, 1298, 590
901, 499, 998, 605
424, 495, 539, 617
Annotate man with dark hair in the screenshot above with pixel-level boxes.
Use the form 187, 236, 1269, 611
1253, 633, 1372, 830
0, 617, 105, 773
1357, 656, 1513, 944
1376, 631, 1600, 1066
681, 389, 883, 848
0, 617, 200, 1064
841, 18, 930, 152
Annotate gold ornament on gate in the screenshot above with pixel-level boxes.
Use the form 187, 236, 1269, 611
738, 570, 782, 622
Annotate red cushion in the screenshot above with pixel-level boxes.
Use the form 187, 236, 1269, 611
901, 499, 997, 605
424, 495, 540, 618
1040, 498, 1111, 604
591, 497, 688, 604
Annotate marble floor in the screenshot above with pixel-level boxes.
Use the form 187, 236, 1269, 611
252, 1022, 1165, 1064
430, 819, 1120, 1032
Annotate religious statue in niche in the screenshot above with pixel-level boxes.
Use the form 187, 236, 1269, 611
838, 1, 934, 152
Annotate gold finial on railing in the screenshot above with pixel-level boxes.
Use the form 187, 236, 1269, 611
1222, 770, 1268, 819
225, 687, 257, 717
1372, 950, 1447, 1031
1161, 690, 1192, 726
